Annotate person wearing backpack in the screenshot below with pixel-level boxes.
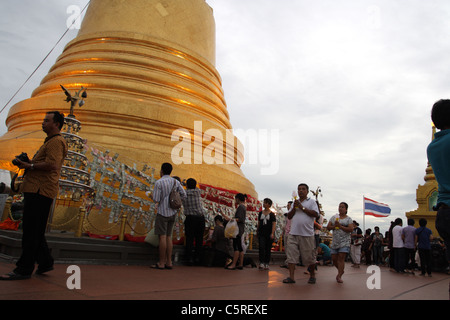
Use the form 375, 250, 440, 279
151, 162, 186, 270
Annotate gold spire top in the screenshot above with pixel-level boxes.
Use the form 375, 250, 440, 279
424, 123, 436, 183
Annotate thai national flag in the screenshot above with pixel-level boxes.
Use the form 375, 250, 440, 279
364, 197, 391, 218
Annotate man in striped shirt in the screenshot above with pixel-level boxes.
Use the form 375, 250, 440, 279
151, 163, 186, 269
183, 178, 206, 265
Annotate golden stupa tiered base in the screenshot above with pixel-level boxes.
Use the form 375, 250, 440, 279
0, 0, 257, 234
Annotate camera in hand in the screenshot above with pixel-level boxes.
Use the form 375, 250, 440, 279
12, 152, 30, 166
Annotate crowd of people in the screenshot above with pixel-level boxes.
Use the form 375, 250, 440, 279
150, 164, 447, 285
329, 216, 446, 278
147, 98, 450, 285
152, 172, 449, 285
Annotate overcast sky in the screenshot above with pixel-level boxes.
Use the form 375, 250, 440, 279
1, 1, 449, 233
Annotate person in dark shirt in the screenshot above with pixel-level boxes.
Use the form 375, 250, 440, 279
182, 178, 206, 265
224, 193, 247, 270
415, 218, 433, 276
257, 198, 276, 270
207, 215, 232, 267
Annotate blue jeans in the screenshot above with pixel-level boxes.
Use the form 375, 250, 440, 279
373, 246, 383, 265
330, 246, 350, 255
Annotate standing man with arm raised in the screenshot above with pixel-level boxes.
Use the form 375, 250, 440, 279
283, 183, 320, 284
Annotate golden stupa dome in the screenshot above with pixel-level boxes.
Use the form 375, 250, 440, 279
0, 0, 256, 197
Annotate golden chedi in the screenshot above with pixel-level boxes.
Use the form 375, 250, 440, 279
0, 0, 257, 198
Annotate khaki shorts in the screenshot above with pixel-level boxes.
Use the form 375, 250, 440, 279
154, 214, 175, 236
285, 234, 316, 266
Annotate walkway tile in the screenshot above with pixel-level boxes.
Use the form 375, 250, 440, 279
0, 260, 448, 301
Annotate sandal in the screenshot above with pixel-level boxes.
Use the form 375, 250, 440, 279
164, 265, 173, 270
282, 277, 296, 284
0, 271, 31, 281
150, 264, 165, 270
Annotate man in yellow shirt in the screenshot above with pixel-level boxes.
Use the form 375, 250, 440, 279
1, 111, 68, 280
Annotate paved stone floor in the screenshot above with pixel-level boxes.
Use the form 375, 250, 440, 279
0, 259, 448, 301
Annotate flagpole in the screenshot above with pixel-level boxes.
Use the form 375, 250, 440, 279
363, 195, 365, 233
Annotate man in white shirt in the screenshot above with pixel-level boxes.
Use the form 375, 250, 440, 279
283, 183, 320, 284
392, 218, 405, 273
